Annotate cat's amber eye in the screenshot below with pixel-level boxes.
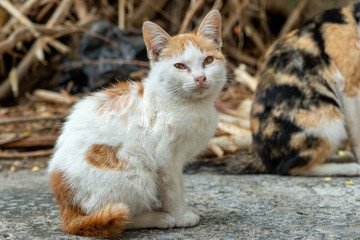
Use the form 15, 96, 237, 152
174, 63, 187, 70
203, 56, 214, 65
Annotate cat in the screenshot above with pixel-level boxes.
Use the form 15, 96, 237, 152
250, 1, 360, 176
48, 9, 227, 238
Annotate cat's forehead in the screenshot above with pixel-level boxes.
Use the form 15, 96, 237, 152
160, 33, 223, 60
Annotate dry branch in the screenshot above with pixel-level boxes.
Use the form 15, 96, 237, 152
0, 0, 39, 39
178, 0, 206, 34
0, 0, 39, 38
279, 0, 310, 37
0, 0, 76, 101
0, 39, 42, 100
204, 134, 252, 156
234, 64, 257, 92
1, 134, 58, 148
0, 115, 66, 125
218, 114, 250, 129
132, 0, 168, 27
45, 0, 74, 28
0, 149, 54, 159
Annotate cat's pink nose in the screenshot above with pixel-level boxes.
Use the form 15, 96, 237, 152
195, 76, 206, 84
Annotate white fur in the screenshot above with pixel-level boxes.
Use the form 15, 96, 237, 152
305, 116, 347, 155
48, 25, 226, 229
296, 163, 360, 176
341, 92, 360, 161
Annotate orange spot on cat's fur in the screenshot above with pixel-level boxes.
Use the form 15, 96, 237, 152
104, 81, 131, 99
50, 171, 129, 238
97, 81, 145, 114
250, 117, 260, 135
137, 82, 144, 96
86, 144, 128, 170
161, 34, 225, 61
294, 105, 342, 128
324, 6, 360, 97
289, 138, 332, 175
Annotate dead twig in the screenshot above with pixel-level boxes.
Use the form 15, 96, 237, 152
0, 0, 39, 38
279, 0, 310, 37
1, 134, 58, 148
0, 149, 54, 159
131, 0, 168, 27
118, 0, 125, 30
178, 0, 206, 34
0, 115, 67, 125
45, 0, 74, 28
0, 0, 75, 101
33, 89, 78, 105
0, 0, 39, 40
58, 59, 150, 70
224, 44, 258, 66
0, 24, 82, 54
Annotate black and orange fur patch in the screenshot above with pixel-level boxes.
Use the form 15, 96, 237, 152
251, 2, 360, 174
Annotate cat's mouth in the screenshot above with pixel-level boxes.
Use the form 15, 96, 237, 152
194, 84, 209, 93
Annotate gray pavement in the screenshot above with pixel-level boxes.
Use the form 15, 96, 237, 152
1, 169, 360, 239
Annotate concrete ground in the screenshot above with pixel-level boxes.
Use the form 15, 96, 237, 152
1, 168, 360, 240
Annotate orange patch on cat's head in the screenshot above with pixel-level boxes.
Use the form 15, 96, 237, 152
86, 144, 128, 171
160, 34, 225, 61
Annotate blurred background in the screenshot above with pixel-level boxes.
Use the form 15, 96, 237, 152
0, 0, 355, 172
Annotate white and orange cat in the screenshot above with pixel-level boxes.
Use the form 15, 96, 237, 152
48, 10, 226, 238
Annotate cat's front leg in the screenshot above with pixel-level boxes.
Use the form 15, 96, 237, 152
158, 167, 200, 228
341, 94, 360, 162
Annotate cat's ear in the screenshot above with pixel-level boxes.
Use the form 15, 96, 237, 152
142, 21, 171, 62
197, 9, 222, 49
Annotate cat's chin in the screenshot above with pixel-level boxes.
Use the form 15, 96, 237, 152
194, 85, 209, 94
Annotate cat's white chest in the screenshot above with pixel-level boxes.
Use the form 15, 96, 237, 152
143, 104, 217, 165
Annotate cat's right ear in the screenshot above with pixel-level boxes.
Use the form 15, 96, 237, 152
142, 22, 171, 62
197, 9, 222, 49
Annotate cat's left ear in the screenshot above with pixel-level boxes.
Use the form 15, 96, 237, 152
142, 21, 171, 62
197, 9, 222, 49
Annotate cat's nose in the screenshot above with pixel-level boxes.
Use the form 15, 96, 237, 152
195, 76, 206, 84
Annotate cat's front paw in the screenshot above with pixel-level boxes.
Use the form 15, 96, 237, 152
155, 212, 176, 229
174, 207, 200, 227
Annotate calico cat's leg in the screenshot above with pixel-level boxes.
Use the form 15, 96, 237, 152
291, 162, 360, 176
158, 167, 200, 227
341, 94, 360, 162
127, 211, 175, 229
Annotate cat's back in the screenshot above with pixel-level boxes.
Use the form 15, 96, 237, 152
49, 81, 144, 170
250, 2, 360, 174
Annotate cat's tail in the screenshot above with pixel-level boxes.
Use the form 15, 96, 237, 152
61, 203, 129, 238
185, 151, 267, 174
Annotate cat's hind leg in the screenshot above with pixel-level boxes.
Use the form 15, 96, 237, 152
127, 211, 176, 229
290, 162, 360, 176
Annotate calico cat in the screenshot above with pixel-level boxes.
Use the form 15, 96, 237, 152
251, 1, 360, 176
48, 10, 226, 238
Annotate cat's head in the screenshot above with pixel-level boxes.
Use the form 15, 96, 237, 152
142, 10, 227, 101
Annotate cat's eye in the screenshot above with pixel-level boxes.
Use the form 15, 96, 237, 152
174, 63, 187, 70
203, 56, 214, 65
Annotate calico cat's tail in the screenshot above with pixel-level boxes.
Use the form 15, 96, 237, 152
61, 203, 129, 238
185, 151, 267, 174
